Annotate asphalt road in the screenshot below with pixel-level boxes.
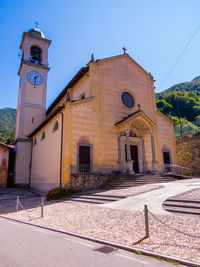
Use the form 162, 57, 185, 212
0, 217, 184, 267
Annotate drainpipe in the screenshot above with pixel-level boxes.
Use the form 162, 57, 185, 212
28, 138, 33, 186
59, 112, 64, 187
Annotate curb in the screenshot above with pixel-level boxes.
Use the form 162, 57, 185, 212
0, 215, 199, 266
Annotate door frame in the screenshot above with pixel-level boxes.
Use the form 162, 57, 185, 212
162, 150, 172, 164
77, 143, 93, 173
121, 137, 142, 173
162, 150, 172, 172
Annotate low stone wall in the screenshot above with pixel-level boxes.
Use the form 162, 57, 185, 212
71, 174, 113, 192
30, 183, 60, 193
176, 136, 200, 175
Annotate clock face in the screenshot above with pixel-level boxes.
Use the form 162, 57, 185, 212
27, 71, 43, 86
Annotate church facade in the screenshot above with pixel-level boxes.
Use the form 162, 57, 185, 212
14, 28, 177, 192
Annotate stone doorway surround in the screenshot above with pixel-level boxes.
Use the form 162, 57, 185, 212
115, 110, 158, 174
121, 136, 142, 173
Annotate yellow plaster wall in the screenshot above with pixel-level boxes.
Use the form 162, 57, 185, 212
62, 100, 94, 183
31, 114, 61, 190
156, 112, 177, 168
89, 56, 156, 169
144, 134, 153, 169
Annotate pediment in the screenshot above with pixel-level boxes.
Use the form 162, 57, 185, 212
115, 110, 156, 136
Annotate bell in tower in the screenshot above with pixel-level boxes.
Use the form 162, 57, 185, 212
30, 46, 41, 64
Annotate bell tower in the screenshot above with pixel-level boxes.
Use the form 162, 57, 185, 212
14, 27, 51, 185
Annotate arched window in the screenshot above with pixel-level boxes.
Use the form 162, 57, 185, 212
79, 136, 90, 144
41, 131, 45, 141
52, 121, 59, 132
66, 92, 70, 102
30, 46, 42, 64
34, 138, 37, 146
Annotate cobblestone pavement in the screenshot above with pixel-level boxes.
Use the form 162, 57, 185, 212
0, 188, 41, 214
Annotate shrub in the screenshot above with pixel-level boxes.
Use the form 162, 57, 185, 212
46, 186, 74, 201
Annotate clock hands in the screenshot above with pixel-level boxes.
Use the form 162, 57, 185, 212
34, 75, 39, 85
27, 71, 43, 85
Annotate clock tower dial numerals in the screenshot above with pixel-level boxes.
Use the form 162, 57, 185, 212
27, 71, 43, 86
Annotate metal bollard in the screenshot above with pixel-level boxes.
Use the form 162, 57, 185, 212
41, 197, 44, 218
16, 196, 19, 212
144, 205, 149, 237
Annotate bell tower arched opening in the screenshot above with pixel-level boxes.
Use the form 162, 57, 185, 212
30, 46, 42, 64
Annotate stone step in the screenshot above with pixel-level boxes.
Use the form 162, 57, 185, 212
164, 207, 200, 216
89, 194, 126, 199
108, 179, 175, 182
163, 202, 200, 209
107, 180, 175, 184
102, 182, 169, 187
65, 197, 109, 205
71, 195, 120, 202
109, 177, 174, 180
167, 198, 200, 204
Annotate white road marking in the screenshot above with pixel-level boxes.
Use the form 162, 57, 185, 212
65, 237, 94, 248
118, 253, 149, 265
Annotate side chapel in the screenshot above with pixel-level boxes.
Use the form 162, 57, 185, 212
14, 27, 177, 192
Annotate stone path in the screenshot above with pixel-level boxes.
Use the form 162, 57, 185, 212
101, 178, 200, 215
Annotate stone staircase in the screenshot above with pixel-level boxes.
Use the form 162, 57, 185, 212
64, 193, 126, 204
163, 198, 200, 216
100, 174, 177, 189
65, 174, 178, 205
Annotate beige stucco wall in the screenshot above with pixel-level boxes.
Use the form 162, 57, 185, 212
0, 146, 9, 187
71, 75, 90, 100
31, 114, 62, 192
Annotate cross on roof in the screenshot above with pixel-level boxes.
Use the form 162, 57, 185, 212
35, 21, 39, 28
137, 104, 141, 110
122, 47, 127, 54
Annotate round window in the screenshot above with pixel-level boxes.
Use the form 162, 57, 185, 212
121, 92, 134, 108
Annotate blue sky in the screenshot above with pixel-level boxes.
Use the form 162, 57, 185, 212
0, 0, 200, 109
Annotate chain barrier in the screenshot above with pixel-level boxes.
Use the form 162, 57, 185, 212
148, 209, 200, 239
16, 197, 44, 221
18, 200, 32, 221
18, 198, 43, 213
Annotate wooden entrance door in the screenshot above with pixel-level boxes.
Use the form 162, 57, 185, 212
130, 145, 139, 173
163, 151, 171, 172
79, 145, 90, 173
163, 152, 171, 164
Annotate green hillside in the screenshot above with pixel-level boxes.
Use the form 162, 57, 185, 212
0, 108, 16, 145
156, 76, 200, 137
157, 76, 200, 98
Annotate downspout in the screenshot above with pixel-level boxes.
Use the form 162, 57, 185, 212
28, 138, 33, 186
59, 112, 64, 187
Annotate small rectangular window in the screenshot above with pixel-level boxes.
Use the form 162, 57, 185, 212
32, 117, 34, 123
